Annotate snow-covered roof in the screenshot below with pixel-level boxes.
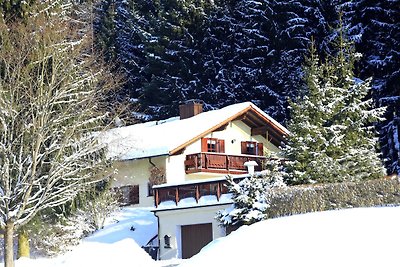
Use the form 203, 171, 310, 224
100, 102, 288, 160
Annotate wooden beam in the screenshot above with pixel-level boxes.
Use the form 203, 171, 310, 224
216, 183, 221, 201
175, 188, 179, 206
214, 123, 228, 132
195, 185, 200, 203
251, 126, 269, 136
252, 125, 286, 143
155, 189, 159, 207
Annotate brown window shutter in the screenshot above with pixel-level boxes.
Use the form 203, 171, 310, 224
241, 141, 247, 154
129, 185, 139, 204
257, 143, 264, 156
218, 139, 225, 153
201, 138, 208, 152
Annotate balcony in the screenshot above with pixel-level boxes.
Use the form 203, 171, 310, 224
184, 152, 266, 174
153, 177, 245, 208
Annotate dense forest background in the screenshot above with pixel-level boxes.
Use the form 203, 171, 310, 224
2, 0, 399, 174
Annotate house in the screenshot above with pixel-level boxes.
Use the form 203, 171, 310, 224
102, 101, 288, 259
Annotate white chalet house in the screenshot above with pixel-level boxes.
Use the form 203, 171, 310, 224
102, 101, 289, 260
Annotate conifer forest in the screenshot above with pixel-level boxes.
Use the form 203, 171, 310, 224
3, 0, 399, 174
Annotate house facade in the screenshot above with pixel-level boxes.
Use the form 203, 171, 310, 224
102, 101, 288, 259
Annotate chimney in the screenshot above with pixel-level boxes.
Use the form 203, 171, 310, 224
179, 100, 203, 120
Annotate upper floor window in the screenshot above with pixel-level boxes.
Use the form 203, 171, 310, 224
201, 138, 225, 153
241, 141, 263, 156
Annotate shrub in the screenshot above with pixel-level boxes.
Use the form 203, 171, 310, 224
267, 177, 400, 219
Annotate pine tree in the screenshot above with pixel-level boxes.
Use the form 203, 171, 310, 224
283, 23, 386, 185
217, 159, 286, 226
348, 0, 400, 175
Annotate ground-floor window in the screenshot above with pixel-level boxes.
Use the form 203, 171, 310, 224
114, 185, 139, 205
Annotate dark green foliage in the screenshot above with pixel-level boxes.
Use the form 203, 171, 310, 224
93, 0, 347, 121
0, 0, 37, 21
267, 178, 400, 219
92, 0, 399, 175
347, 0, 400, 175
283, 23, 385, 184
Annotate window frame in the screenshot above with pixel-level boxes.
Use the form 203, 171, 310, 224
201, 138, 225, 153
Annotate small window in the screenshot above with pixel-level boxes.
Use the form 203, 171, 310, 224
148, 182, 154, 196
115, 185, 139, 205
246, 142, 256, 154
201, 138, 225, 153
207, 139, 217, 152
241, 141, 263, 156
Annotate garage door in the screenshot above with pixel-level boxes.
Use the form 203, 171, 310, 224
181, 223, 213, 259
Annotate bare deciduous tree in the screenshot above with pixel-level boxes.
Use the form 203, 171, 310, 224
0, 3, 115, 266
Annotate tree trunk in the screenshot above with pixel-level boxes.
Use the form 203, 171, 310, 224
17, 229, 30, 258
4, 221, 15, 267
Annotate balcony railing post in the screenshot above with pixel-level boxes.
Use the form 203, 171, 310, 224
195, 185, 200, 203
195, 154, 198, 171
155, 189, 159, 207
216, 182, 221, 201
175, 187, 179, 206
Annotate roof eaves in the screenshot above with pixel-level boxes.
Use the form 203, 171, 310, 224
169, 106, 252, 155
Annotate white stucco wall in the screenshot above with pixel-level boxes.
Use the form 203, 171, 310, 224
154, 203, 232, 260
165, 120, 281, 183
110, 119, 282, 207
111, 155, 167, 207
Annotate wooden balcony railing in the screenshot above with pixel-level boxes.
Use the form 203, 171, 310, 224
184, 152, 266, 174
154, 177, 245, 207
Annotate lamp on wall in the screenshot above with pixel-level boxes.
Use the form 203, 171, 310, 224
164, 235, 171, 248
231, 139, 236, 144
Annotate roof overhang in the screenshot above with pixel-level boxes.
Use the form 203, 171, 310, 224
169, 105, 288, 155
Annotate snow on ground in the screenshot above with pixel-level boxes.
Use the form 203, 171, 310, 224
5, 206, 400, 267
181, 206, 400, 267
85, 207, 157, 247
7, 207, 168, 267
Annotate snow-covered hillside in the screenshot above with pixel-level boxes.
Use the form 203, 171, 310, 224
4, 206, 400, 267
182, 206, 400, 267
5, 207, 181, 267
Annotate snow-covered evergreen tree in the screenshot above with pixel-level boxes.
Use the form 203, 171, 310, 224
217, 160, 286, 226
347, 0, 400, 175
283, 23, 386, 185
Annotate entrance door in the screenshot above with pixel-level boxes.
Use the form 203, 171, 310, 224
181, 223, 213, 259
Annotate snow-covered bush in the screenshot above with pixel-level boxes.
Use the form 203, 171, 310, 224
265, 176, 400, 219
28, 189, 119, 256
81, 189, 120, 231
217, 160, 286, 226
28, 212, 95, 257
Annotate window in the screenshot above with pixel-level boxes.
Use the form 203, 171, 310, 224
201, 138, 225, 153
114, 185, 139, 205
148, 166, 166, 197
246, 142, 256, 154
147, 182, 154, 196
241, 141, 263, 156
207, 139, 217, 152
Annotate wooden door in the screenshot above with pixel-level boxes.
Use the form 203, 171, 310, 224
181, 223, 213, 259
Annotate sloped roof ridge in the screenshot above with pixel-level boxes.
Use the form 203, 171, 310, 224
102, 102, 287, 160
